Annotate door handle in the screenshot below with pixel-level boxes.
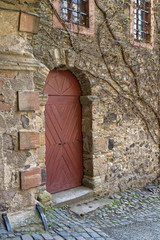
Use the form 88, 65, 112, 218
58, 142, 67, 145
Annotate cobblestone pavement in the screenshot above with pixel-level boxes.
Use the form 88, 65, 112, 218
0, 185, 160, 240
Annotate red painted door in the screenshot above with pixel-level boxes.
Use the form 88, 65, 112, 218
44, 70, 83, 193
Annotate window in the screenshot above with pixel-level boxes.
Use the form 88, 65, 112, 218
130, 0, 154, 48
134, 0, 151, 42
53, 0, 94, 35
60, 0, 89, 27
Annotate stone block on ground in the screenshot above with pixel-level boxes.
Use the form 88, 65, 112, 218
38, 190, 52, 206
8, 207, 44, 232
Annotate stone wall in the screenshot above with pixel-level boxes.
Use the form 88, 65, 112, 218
31, 0, 160, 193
0, 0, 159, 214
0, 0, 46, 213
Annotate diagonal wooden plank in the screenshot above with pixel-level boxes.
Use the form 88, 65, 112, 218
45, 106, 62, 143
46, 145, 62, 184
63, 103, 79, 141
49, 104, 63, 131
45, 121, 56, 145
63, 143, 83, 178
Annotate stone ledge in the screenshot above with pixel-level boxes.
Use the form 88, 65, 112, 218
0, 52, 40, 71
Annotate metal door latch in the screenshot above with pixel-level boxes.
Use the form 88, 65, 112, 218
58, 142, 66, 145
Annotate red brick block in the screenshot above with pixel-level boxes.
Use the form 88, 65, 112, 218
19, 131, 40, 150
0, 102, 11, 111
19, 12, 40, 34
20, 167, 41, 190
18, 91, 39, 111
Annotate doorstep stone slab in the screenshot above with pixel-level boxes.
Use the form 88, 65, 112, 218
70, 196, 114, 215
51, 186, 94, 207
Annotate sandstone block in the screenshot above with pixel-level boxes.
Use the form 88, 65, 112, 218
82, 118, 92, 133
0, 115, 6, 132
0, 102, 11, 111
83, 136, 92, 153
8, 207, 43, 232
38, 190, 51, 204
83, 159, 93, 176
19, 12, 40, 34
39, 94, 48, 106
93, 137, 108, 152
41, 168, 46, 184
18, 91, 39, 111
20, 167, 41, 190
21, 115, 29, 128
19, 131, 40, 150
40, 132, 45, 145
109, 124, 117, 130
3, 134, 13, 150
0, 95, 3, 101
0, 71, 17, 78
37, 146, 45, 161
0, 80, 3, 90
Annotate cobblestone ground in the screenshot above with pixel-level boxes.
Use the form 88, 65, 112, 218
0, 185, 160, 240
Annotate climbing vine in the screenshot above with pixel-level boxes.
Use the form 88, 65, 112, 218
46, 0, 160, 148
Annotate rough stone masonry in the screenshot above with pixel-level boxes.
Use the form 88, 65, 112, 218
0, 0, 159, 218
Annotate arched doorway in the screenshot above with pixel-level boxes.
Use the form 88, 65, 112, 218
44, 69, 83, 193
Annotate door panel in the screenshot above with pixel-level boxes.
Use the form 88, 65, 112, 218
45, 93, 83, 193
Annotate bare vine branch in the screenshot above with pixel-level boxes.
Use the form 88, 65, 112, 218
47, 0, 160, 145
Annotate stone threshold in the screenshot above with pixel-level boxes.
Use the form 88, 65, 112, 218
51, 186, 94, 208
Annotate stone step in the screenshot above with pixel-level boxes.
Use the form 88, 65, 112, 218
70, 196, 114, 216
51, 186, 94, 208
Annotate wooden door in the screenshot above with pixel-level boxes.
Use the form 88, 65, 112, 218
44, 70, 83, 193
